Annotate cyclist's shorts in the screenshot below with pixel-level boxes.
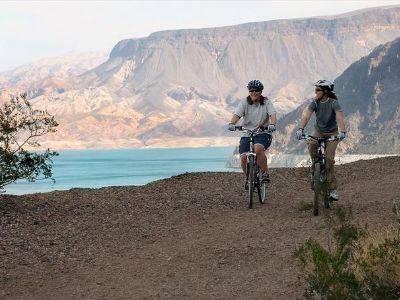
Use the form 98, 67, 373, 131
239, 133, 272, 155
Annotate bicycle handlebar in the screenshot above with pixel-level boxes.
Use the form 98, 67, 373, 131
233, 126, 274, 134
301, 134, 339, 142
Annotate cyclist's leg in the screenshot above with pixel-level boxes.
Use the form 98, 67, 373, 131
254, 144, 267, 171
324, 130, 339, 190
239, 137, 250, 175
254, 133, 272, 172
240, 154, 247, 173
308, 130, 321, 170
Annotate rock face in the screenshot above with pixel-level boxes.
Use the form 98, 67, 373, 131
0, 51, 108, 100
83, 6, 400, 111
275, 36, 400, 154
2, 6, 400, 149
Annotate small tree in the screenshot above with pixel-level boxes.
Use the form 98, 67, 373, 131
0, 93, 58, 191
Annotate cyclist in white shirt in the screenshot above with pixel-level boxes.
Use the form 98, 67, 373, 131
228, 80, 277, 190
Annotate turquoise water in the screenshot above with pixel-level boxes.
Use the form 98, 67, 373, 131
5, 147, 236, 195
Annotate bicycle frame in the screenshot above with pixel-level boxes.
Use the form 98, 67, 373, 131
302, 134, 338, 215
235, 126, 269, 175
306, 135, 337, 172
234, 126, 272, 208
246, 130, 257, 175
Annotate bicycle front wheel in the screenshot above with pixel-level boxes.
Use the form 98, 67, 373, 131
321, 173, 331, 209
313, 162, 321, 216
258, 169, 267, 204
323, 187, 331, 209
247, 156, 255, 209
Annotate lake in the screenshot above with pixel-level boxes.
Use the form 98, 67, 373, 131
5, 147, 236, 195
5, 147, 396, 195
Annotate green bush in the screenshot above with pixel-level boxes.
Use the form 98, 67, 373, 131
295, 206, 400, 299
359, 204, 400, 299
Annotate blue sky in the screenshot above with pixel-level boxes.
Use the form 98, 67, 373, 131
1, 0, 400, 72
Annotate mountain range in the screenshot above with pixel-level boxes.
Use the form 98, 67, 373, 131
0, 51, 107, 102
1, 6, 400, 150
275, 36, 400, 154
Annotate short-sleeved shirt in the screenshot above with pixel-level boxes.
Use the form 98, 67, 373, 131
307, 98, 342, 132
234, 97, 276, 136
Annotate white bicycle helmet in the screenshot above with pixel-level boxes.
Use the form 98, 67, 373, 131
313, 79, 334, 91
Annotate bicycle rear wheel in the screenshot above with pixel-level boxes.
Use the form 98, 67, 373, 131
247, 156, 255, 209
313, 162, 321, 216
257, 169, 267, 204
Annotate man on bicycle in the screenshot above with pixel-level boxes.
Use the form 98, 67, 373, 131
295, 80, 346, 200
228, 79, 277, 189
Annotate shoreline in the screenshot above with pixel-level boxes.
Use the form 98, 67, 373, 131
5, 153, 399, 196
27, 137, 240, 151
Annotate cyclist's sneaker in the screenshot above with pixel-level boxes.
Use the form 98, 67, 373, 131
329, 189, 339, 201
244, 181, 249, 191
261, 172, 270, 183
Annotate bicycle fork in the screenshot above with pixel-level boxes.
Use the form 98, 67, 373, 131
246, 153, 257, 180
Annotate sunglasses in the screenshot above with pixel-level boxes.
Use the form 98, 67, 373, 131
315, 88, 323, 92
249, 90, 261, 93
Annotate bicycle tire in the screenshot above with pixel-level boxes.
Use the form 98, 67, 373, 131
323, 187, 331, 208
309, 167, 314, 190
258, 169, 267, 204
313, 162, 321, 216
321, 174, 331, 209
247, 156, 255, 209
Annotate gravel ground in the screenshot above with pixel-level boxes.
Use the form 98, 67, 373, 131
1, 156, 400, 299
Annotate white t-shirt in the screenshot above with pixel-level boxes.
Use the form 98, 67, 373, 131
234, 97, 276, 135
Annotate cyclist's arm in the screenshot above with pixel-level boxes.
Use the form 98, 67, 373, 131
299, 110, 313, 129
336, 111, 346, 132
230, 114, 240, 124
269, 113, 277, 125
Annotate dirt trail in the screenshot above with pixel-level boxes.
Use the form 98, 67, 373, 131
1, 156, 399, 299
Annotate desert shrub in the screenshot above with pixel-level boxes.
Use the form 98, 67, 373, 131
295, 205, 400, 299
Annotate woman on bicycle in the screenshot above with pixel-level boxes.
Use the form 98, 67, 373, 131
228, 79, 277, 189
295, 80, 346, 200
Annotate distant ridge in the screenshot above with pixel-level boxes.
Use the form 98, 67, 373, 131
275, 36, 400, 154
2, 6, 400, 149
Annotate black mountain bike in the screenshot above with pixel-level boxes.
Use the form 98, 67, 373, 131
301, 134, 339, 216
234, 126, 272, 209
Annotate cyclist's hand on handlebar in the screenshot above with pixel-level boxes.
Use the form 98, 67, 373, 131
295, 128, 304, 140
338, 131, 346, 141
267, 124, 276, 132
228, 123, 236, 131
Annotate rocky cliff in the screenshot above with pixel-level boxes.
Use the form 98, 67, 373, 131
275, 36, 400, 154
2, 6, 400, 149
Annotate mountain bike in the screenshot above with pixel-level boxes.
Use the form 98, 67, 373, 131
233, 126, 273, 209
301, 134, 339, 216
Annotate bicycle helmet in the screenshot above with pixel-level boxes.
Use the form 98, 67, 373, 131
247, 79, 264, 91
313, 79, 334, 92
